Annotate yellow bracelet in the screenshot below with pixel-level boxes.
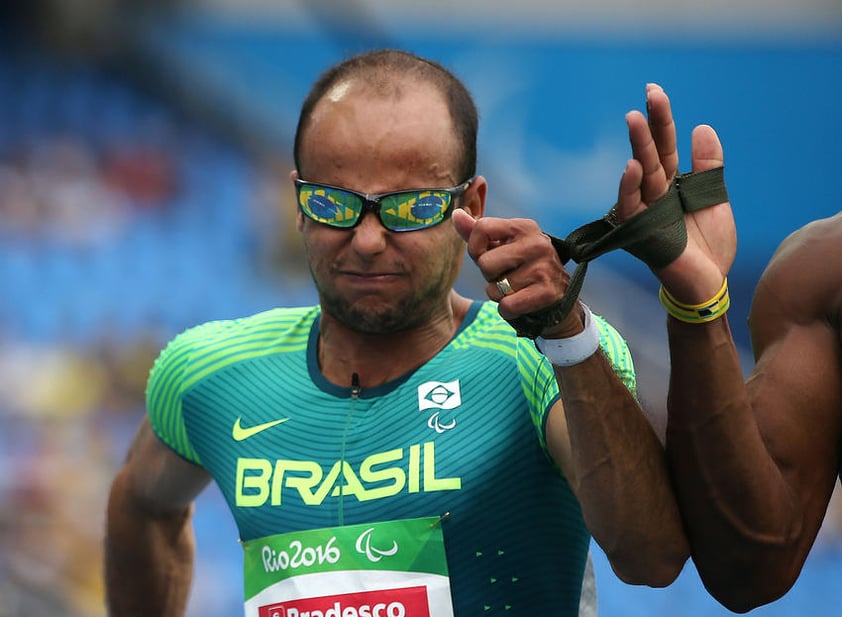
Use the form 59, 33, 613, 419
659, 278, 730, 323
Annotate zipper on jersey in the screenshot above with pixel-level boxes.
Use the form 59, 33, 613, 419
350, 372, 361, 399
338, 372, 361, 525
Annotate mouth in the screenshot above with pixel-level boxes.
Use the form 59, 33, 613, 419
340, 271, 402, 288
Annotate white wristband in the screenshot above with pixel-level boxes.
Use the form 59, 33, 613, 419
534, 304, 601, 367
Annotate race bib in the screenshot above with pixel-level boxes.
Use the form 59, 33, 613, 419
242, 517, 454, 617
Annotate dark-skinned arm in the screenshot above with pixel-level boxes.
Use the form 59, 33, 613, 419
614, 84, 842, 611
545, 315, 690, 587
663, 222, 842, 612
105, 418, 211, 617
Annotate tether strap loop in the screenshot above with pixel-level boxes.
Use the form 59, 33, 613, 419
507, 166, 728, 338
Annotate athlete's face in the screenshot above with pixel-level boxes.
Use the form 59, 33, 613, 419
295, 77, 483, 334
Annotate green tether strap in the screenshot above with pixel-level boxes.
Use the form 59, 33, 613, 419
507, 166, 728, 338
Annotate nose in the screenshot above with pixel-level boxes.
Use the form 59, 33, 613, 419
350, 209, 389, 255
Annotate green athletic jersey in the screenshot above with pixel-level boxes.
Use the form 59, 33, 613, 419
147, 300, 636, 615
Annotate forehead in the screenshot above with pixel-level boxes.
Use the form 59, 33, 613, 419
298, 76, 460, 185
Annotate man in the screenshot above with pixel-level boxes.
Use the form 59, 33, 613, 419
613, 82, 842, 612
105, 50, 687, 616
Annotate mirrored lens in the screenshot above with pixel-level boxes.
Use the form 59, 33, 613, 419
380, 190, 451, 231
298, 186, 362, 228
296, 180, 465, 231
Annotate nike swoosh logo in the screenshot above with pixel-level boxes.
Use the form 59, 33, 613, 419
232, 416, 289, 441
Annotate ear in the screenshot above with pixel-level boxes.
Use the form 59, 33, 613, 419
463, 175, 487, 219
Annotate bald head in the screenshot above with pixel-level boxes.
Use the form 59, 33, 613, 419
293, 49, 478, 183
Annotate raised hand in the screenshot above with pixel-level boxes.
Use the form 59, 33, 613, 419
615, 83, 736, 304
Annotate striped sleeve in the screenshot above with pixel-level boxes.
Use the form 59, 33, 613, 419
520, 310, 638, 452
145, 322, 220, 465
146, 307, 316, 465
593, 312, 637, 397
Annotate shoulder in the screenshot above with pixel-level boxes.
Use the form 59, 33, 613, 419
754, 214, 842, 326
769, 214, 842, 270
455, 301, 519, 349
145, 306, 319, 460
149, 306, 318, 391
461, 301, 636, 391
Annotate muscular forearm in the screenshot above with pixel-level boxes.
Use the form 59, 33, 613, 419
665, 316, 803, 609
558, 351, 689, 587
105, 468, 196, 617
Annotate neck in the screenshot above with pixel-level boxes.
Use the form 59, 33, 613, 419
318, 291, 472, 389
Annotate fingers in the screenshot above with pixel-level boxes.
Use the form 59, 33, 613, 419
454, 210, 511, 300
625, 83, 679, 208
626, 109, 670, 207
645, 83, 679, 180
456, 209, 519, 302
462, 216, 569, 313
614, 158, 645, 223
462, 216, 528, 282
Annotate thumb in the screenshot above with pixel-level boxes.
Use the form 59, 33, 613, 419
691, 124, 724, 172
451, 208, 476, 242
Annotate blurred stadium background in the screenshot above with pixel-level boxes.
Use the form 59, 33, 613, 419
0, 0, 840, 615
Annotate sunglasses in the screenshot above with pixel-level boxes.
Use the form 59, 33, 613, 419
294, 177, 474, 232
